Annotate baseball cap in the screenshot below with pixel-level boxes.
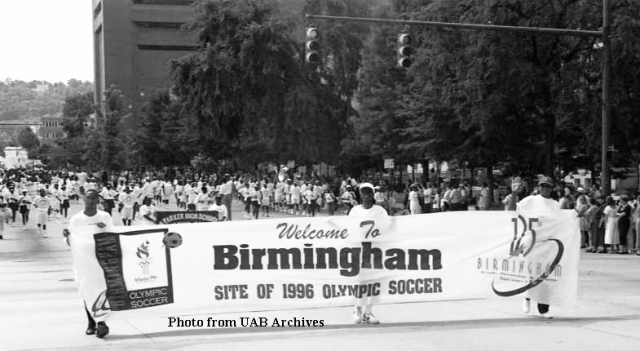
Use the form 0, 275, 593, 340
538, 176, 554, 186
359, 182, 375, 192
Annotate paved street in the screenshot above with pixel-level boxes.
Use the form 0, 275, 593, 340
1, 199, 639, 351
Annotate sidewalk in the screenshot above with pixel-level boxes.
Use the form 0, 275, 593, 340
1, 200, 639, 351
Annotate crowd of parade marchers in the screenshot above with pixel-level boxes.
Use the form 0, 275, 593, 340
0, 165, 637, 254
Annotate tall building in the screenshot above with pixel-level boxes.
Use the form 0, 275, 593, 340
92, 0, 198, 116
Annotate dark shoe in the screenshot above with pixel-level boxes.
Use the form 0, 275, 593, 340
96, 322, 109, 338
85, 325, 96, 335
617, 251, 628, 255
598, 250, 608, 253
586, 249, 594, 253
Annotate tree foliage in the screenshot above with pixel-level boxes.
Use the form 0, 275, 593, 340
353, 0, 640, 184
169, 0, 364, 170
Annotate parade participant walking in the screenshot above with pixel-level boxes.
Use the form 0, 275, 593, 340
208, 194, 228, 221
59, 185, 71, 220
512, 176, 561, 319
99, 184, 118, 216
33, 189, 51, 238
349, 182, 388, 324
62, 189, 114, 338
138, 197, 157, 225
219, 175, 234, 221
18, 190, 31, 230
119, 187, 136, 226
7, 187, 19, 226
0, 200, 6, 239
194, 186, 210, 211
408, 184, 422, 215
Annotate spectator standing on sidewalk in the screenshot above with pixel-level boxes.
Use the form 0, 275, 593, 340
62, 189, 114, 338
616, 194, 632, 254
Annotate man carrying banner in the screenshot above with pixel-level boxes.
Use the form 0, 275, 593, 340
208, 193, 228, 221
349, 182, 388, 324
62, 189, 115, 338
510, 176, 560, 319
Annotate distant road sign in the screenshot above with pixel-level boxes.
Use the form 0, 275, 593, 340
384, 159, 394, 169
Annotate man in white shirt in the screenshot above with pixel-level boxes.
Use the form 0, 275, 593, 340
208, 194, 228, 221
99, 184, 118, 216
348, 182, 388, 324
62, 189, 114, 338
218, 175, 234, 221
119, 187, 136, 226
512, 176, 560, 320
33, 189, 51, 238
194, 186, 211, 211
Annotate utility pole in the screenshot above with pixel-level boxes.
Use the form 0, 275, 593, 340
307, 0, 612, 194
601, 0, 612, 195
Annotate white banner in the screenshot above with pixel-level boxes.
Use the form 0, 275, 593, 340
71, 211, 580, 322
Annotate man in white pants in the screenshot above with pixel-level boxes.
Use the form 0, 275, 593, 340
33, 189, 50, 238
348, 182, 388, 324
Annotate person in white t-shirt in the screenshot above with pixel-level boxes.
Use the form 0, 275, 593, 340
33, 189, 51, 238
119, 187, 136, 226
138, 197, 157, 225
62, 189, 114, 338
194, 186, 211, 211
511, 176, 560, 320
348, 182, 388, 325
208, 194, 228, 221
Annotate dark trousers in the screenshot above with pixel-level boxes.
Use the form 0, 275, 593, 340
85, 306, 95, 327
222, 194, 232, 221
618, 220, 629, 247
592, 221, 604, 249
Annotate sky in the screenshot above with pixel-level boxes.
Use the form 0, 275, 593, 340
0, 0, 94, 83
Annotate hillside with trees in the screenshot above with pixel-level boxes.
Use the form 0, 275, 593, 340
0, 79, 93, 122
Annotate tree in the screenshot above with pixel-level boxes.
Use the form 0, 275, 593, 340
170, 0, 354, 169
93, 85, 127, 172
17, 127, 40, 158
133, 91, 189, 168
62, 92, 94, 138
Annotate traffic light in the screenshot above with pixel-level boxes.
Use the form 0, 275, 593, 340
305, 27, 320, 64
397, 33, 412, 68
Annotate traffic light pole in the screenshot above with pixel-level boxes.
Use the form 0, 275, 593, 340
307, 0, 613, 195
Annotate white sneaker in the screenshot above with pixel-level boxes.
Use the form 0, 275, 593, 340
362, 312, 380, 324
353, 306, 363, 324
540, 311, 553, 319
522, 298, 530, 314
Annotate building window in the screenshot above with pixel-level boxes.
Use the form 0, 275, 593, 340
133, 21, 185, 29
132, 0, 194, 5
138, 44, 198, 51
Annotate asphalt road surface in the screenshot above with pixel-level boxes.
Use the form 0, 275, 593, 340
1, 199, 639, 351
